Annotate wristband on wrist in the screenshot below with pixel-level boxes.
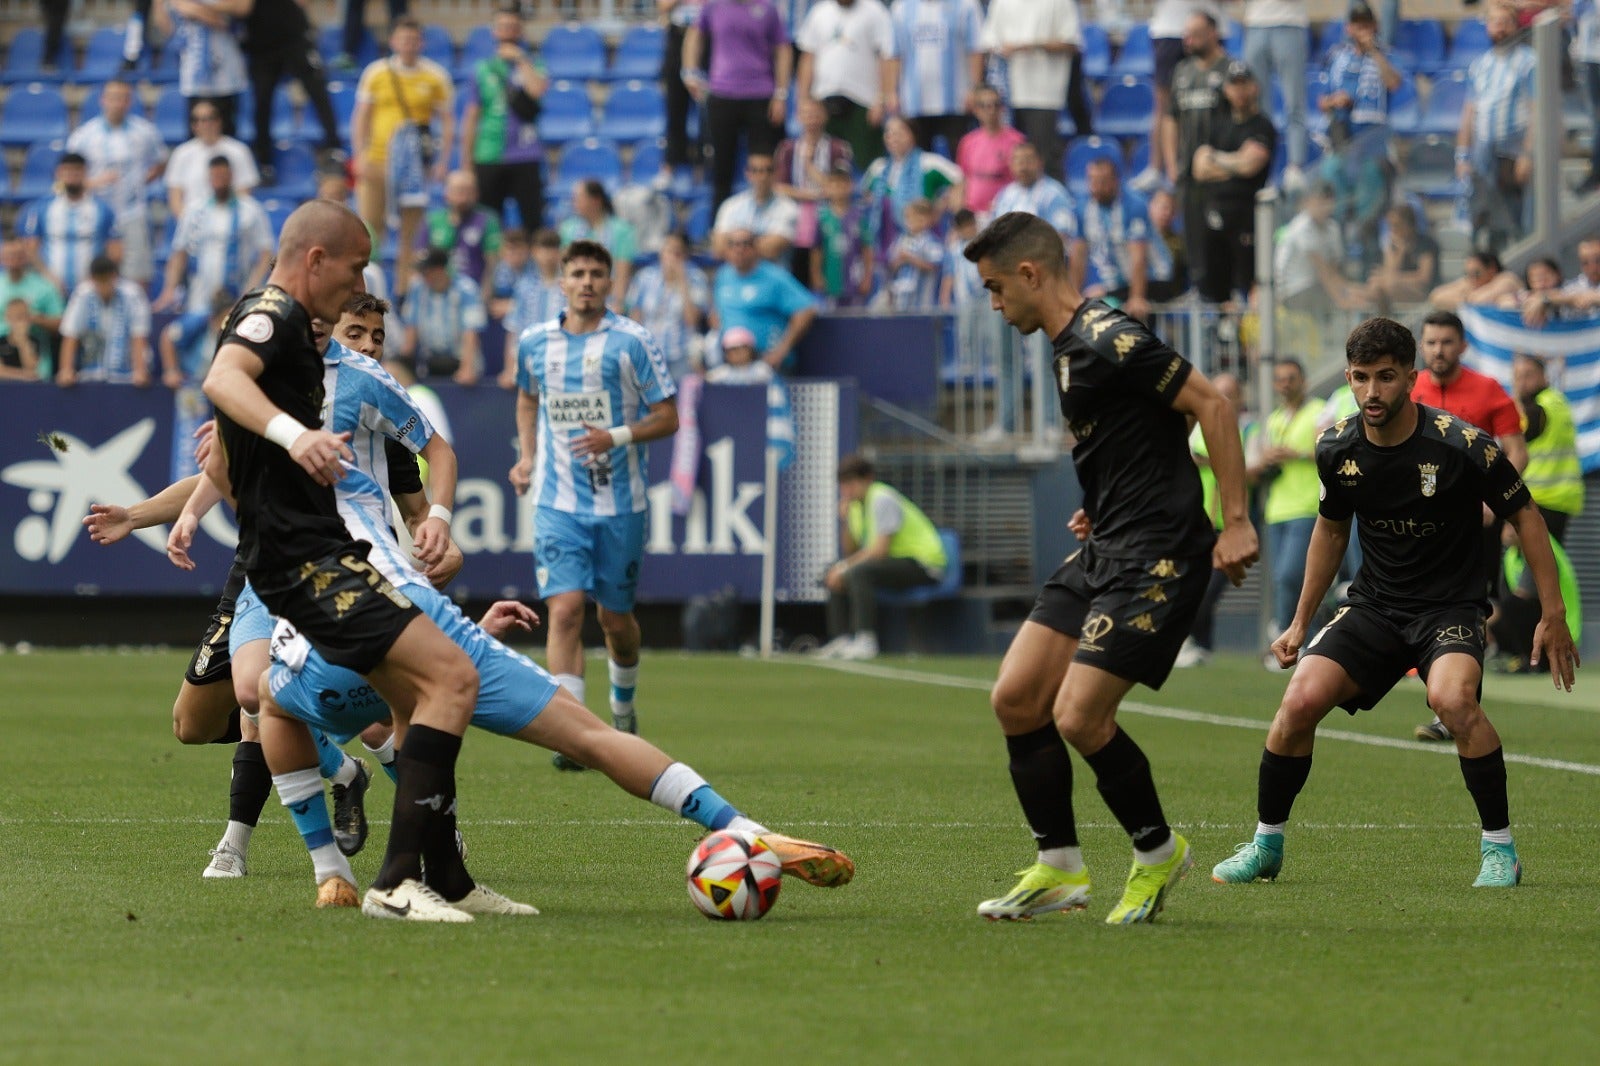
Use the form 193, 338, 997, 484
1455, 149, 1470, 163
610, 425, 634, 447
264, 413, 309, 451
427, 504, 453, 527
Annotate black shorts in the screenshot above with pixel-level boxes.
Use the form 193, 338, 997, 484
1301, 601, 1487, 713
183, 560, 248, 686
1028, 546, 1212, 689
1153, 37, 1186, 89
251, 540, 421, 675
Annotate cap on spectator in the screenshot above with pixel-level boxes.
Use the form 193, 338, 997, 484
1348, 1, 1377, 23
721, 326, 757, 351
418, 247, 451, 271
1225, 60, 1256, 82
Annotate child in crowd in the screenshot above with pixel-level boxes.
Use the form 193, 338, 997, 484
885, 199, 944, 311
812, 164, 877, 309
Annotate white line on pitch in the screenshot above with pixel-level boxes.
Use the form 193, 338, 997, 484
786, 656, 1600, 778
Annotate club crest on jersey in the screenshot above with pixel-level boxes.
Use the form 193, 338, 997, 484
1419, 462, 1438, 497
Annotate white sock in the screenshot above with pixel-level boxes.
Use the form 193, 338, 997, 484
728, 815, 769, 836
1482, 828, 1513, 845
331, 754, 360, 787
554, 673, 586, 705
362, 733, 396, 766
1037, 846, 1085, 874
608, 658, 638, 721
1256, 822, 1286, 838
648, 762, 705, 816
220, 820, 253, 853
1134, 835, 1178, 866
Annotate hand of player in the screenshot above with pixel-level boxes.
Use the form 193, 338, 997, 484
1214, 521, 1260, 587
288, 429, 354, 486
572, 423, 618, 459
509, 456, 533, 496
1530, 615, 1580, 692
412, 516, 451, 567
83, 503, 135, 545
425, 538, 465, 590
824, 561, 848, 592
1270, 621, 1304, 669
166, 512, 199, 571
478, 599, 541, 639
1067, 508, 1092, 541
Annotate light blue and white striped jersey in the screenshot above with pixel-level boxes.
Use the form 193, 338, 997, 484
1577, 0, 1600, 63
1467, 44, 1536, 150
943, 229, 983, 305
20, 195, 119, 292
991, 176, 1078, 241
59, 278, 151, 382
402, 275, 488, 357
1147, 230, 1175, 283
505, 270, 564, 338
66, 115, 167, 219
516, 309, 677, 517
1077, 189, 1150, 293
174, 194, 273, 312
892, 0, 985, 119
174, 4, 248, 98
319, 340, 437, 587
888, 230, 945, 310
625, 262, 708, 381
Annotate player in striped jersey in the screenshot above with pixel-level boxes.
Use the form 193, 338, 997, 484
510, 239, 679, 771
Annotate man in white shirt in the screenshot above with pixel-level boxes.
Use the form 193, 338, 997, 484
797, 0, 900, 166
66, 79, 168, 284
1243, 0, 1310, 190
980, 0, 1080, 182
155, 155, 274, 314
165, 100, 261, 218
711, 153, 802, 261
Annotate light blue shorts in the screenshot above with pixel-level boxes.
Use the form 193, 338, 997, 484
267, 582, 562, 739
534, 506, 648, 613
228, 580, 274, 657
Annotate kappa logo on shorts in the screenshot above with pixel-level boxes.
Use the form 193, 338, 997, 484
1149, 559, 1178, 579
1419, 463, 1439, 498
1436, 624, 1476, 646
1080, 612, 1114, 650
1129, 613, 1157, 633
1139, 583, 1167, 603
310, 569, 339, 595
332, 589, 365, 616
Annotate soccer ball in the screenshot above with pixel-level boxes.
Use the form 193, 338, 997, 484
686, 830, 782, 920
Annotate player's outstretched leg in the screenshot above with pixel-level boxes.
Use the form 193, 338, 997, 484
1429, 661, 1522, 887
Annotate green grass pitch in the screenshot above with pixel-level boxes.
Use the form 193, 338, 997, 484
1, 648, 1596, 1064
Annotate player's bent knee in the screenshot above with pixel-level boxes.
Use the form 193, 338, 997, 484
991, 678, 1052, 733
1429, 690, 1482, 728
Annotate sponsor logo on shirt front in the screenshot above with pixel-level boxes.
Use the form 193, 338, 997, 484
543, 391, 614, 432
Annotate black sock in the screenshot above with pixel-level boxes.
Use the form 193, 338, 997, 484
1258, 749, 1313, 826
373, 724, 474, 899
1005, 725, 1079, 849
1459, 747, 1510, 832
208, 709, 243, 745
1083, 727, 1170, 852
228, 741, 271, 827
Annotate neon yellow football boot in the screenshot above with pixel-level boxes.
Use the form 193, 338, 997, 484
1105, 833, 1193, 925
977, 861, 1092, 920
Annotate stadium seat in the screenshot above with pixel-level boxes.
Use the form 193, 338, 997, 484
1315, 22, 1344, 64
877, 530, 962, 606
1223, 22, 1244, 57
1401, 134, 1459, 198
326, 82, 357, 142
1388, 74, 1422, 136
629, 138, 665, 183
237, 83, 298, 143
1110, 26, 1154, 79
553, 137, 624, 189
5, 140, 64, 205
1417, 71, 1466, 137
537, 81, 596, 143
598, 81, 666, 143
2, 29, 72, 85
1065, 136, 1123, 197
421, 25, 455, 70
1126, 136, 1150, 177
1442, 19, 1491, 71
1095, 77, 1155, 139
144, 43, 181, 85
260, 197, 294, 238
71, 27, 126, 85
611, 24, 665, 81
257, 141, 317, 201
542, 23, 606, 82
685, 197, 712, 244
457, 26, 497, 80
1081, 25, 1111, 80
0, 85, 69, 148
152, 87, 190, 144
318, 26, 377, 67
1055, 110, 1079, 141
79, 87, 148, 125
1393, 19, 1447, 73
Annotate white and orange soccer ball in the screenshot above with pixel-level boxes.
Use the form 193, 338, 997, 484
686, 830, 782, 920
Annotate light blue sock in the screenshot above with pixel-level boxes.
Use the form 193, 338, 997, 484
649, 762, 741, 831
682, 785, 739, 831
274, 768, 350, 884
313, 730, 345, 780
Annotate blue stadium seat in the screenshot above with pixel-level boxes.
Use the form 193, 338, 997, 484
421, 25, 456, 70
72, 27, 127, 86
1388, 74, 1422, 136
257, 141, 317, 201
1442, 19, 1491, 71
1417, 71, 1466, 137
318, 25, 377, 66
1126, 136, 1150, 176
0, 85, 69, 148
1095, 77, 1155, 139
553, 138, 624, 189
2, 29, 72, 85
260, 197, 294, 238
1055, 110, 1079, 140
5, 140, 64, 205
685, 197, 713, 243
327, 82, 357, 142
598, 80, 666, 142
1315, 22, 1344, 64
1223, 22, 1244, 57
1401, 134, 1459, 198
537, 81, 596, 143
1110, 26, 1154, 78
1064, 136, 1123, 198
611, 24, 665, 81
240, 83, 298, 142
1394, 19, 1447, 73
1081, 25, 1111, 80
877, 530, 962, 606
629, 138, 665, 183
152, 87, 190, 143
457, 26, 497, 80
542, 23, 606, 82
144, 43, 181, 85
79, 87, 148, 125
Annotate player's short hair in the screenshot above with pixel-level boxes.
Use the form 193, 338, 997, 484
343, 291, 391, 318
963, 211, 1067, 277
561, 239, 613, 274
837, 454, 875, 482
1346, 316, 1416, 367
1420, 309, 1464, 340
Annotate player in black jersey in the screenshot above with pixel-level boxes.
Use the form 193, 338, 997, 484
1212, 317, 1579, 890
963, 211, 1260, 924
202, 200, 513, 922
